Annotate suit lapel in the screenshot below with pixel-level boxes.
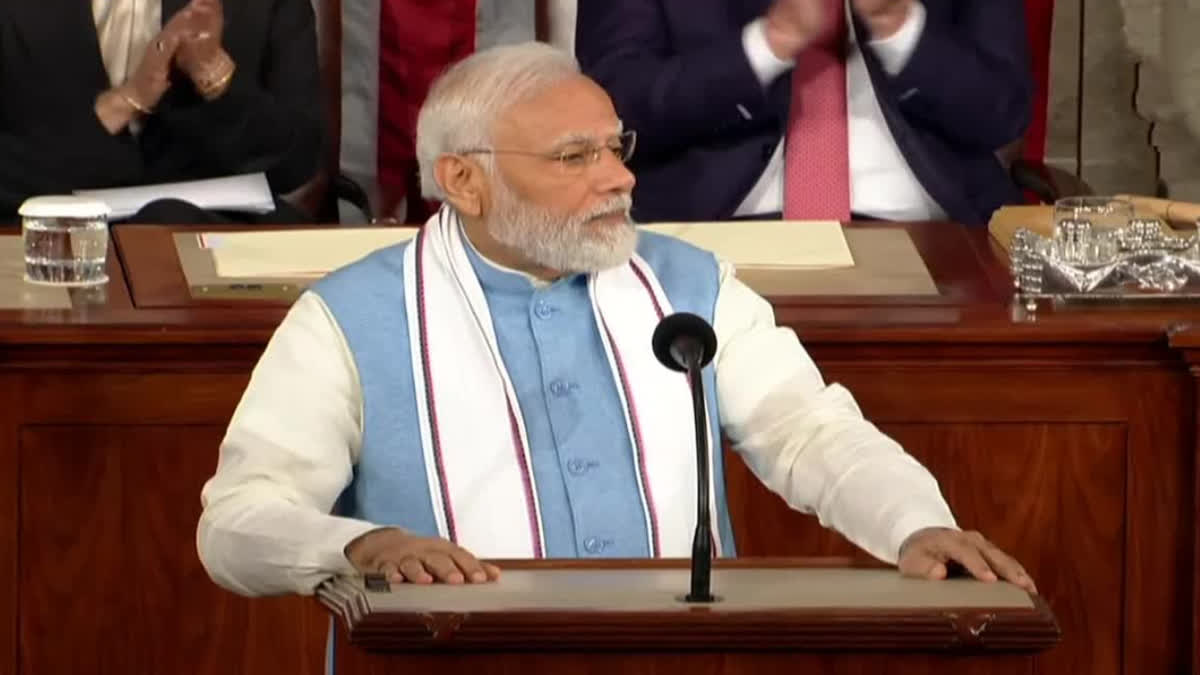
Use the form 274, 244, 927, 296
851, 4, 975, 223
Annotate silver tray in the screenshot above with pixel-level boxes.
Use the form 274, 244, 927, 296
1010, 218, 1200, 310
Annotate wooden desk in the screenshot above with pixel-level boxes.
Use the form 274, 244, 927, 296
0, 221, 1193, 674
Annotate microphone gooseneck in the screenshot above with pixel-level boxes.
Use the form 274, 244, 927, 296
651, 312, 718, 603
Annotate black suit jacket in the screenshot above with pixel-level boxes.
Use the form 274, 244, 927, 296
0, 0, 322, 218
576, 0, 1032, 225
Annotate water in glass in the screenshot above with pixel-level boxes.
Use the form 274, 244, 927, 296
23, 216, 109, 286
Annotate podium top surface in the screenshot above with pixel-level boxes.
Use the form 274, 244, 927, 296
318, 563, 1058, 653
336, 567, 1033, 614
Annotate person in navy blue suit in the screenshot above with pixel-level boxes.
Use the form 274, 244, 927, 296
576, 0, 1032, 225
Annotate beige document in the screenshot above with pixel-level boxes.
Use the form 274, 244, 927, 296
201, 228, 417, 278
736, 228, 937, 296
642, 220, 854, 269
200, 220, 851, 280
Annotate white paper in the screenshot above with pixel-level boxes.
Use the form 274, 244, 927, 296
201, 228, 418, 278
75, 173, 276, 219
641, 220, 854, 269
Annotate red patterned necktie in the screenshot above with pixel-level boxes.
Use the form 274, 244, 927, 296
783, 0, 851, 221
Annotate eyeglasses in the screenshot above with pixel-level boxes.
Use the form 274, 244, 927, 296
457, 130, 637, 175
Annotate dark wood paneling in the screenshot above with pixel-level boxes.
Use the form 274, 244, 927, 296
825, 364, 1147, 423
21, 373, 247, 424
898, 424, 1125, 675
0, 377, 19, 675
1121, 369, 1194, 675
728, 422, 1126, 675
18, 426, 326, 675
1160, 328, 1200, 675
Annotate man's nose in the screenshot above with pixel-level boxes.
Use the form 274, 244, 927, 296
590, 149, 636, 195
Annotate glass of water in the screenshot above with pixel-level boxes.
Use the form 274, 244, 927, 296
18, 196, 111, 286
1053, 196, 1135, 233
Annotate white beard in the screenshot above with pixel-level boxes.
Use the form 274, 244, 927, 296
485, 178, 637, 275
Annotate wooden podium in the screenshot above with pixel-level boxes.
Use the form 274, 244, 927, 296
318, 559, 1059, 674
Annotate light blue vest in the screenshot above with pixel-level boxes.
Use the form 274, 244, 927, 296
312, 230, 738, 558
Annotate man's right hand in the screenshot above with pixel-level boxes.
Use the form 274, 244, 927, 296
344, 528, 501, 585
764, 0, 828, 61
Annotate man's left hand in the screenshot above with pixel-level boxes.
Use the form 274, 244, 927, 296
898, 527, 1038, 594
851, 0, 914, 39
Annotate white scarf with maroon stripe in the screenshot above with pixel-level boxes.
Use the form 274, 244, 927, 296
402, 207, 723, 558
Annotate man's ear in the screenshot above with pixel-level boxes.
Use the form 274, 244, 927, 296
435, 155, 487, 218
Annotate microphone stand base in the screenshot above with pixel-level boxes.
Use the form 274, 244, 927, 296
678, 594, 722, 604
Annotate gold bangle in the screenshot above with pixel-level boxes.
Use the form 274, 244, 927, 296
198, 64, 236, 100
118, 91, 153, 115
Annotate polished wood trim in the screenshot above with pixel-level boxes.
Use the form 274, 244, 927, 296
333, 648, 1037, 674
335, 604, 1060, 653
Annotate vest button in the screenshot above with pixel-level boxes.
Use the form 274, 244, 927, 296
583, 537, 603, 554
567, 458, 589, 475
534, 301, 554, 319
549, 380, 572, 397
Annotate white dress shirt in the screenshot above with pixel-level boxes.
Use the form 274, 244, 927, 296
92, 0, 162, 87
198, 256, 957, 597
736, 1, 947, 221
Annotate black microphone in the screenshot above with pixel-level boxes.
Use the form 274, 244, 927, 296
652, 312, 719, 603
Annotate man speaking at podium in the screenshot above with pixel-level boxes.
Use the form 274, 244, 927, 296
197, 43, 1035, 597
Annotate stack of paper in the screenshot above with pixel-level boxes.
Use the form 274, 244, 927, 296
642, 220, 853, 269
76, 173, 276, 219
202, 228, 417, 278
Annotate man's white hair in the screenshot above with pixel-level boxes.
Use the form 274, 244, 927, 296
416, 42, 582, 200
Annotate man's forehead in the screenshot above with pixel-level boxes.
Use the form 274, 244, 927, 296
497, 77, 621, 144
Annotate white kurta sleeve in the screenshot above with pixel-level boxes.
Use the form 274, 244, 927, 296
197, 292, 377, 597
711, 262, 957, 562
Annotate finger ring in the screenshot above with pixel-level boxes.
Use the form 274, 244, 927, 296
156, 40, 164, 51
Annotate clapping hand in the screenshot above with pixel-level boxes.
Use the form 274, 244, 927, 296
174, 0, 230, 88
